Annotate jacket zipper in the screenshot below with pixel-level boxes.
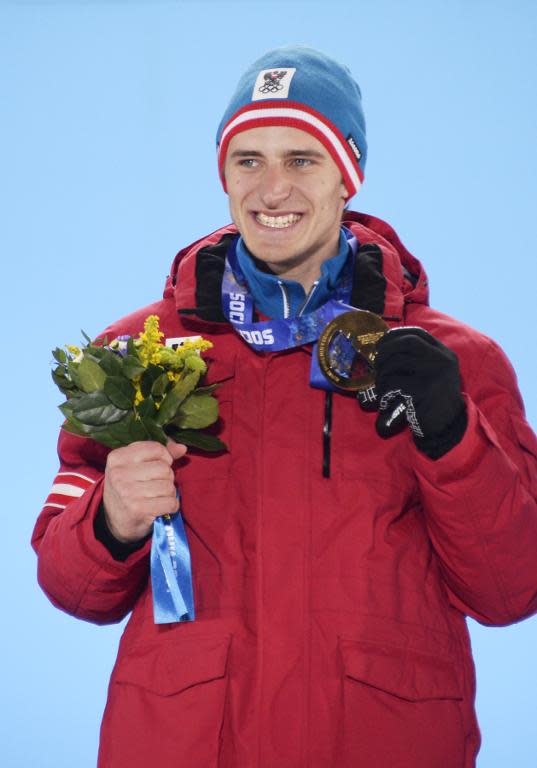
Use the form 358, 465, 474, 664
277, 280, 319, 318
278, 280, 331, 478
298, 281, 319, 316
277, 281, 291, 319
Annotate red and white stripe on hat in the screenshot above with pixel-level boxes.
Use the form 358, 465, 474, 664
217, 100, 363, 198
43, 470, 96, 510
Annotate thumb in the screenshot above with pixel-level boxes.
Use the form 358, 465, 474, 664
166, 439, 188, 461
375, 393, 408, 438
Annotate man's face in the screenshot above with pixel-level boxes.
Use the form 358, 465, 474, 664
224, 126, 348, 278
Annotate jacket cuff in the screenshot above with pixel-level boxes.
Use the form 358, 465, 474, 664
94, 502, 152, 562
413, 395, 498, 479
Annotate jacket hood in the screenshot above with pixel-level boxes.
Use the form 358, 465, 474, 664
163, 211, 429, 324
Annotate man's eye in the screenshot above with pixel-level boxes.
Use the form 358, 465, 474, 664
292, 158, 312, 168
239, 158, 258, 168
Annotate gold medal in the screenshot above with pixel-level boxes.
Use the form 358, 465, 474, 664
317, 310, 389, 391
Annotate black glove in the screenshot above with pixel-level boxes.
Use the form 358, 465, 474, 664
366, 327, 467, 459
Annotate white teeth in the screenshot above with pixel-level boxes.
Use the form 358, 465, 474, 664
255, 212, 301, 228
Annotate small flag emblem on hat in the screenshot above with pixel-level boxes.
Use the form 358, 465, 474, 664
252, 68, 296, 100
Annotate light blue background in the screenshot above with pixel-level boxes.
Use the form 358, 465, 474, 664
2, 1, 536, 765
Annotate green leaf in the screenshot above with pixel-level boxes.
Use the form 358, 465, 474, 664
77, 356, 107, 393
135, 398, 167, 444
141, 418, 167, 445
71, 424, 125, 449
61, 419, 91, 438
104, 375, 135, 409
60, 407, 140, 449
137, 396, 157, 420
52, 347, 67, 364
154, 370, 200, 426
192, 383, 219, 395
59, 400, 76, 419
59, 403, 82, 431
100, 413, 149, 447
67, 360, 83, 389
141, 364, 164, 397
126, 416, 154, 443
86, 429, 125, 449
85, 346, 105, 360
97, 348, 123, 376
62, 421, 119, 449
122, 354, 146, 380
60, 406, 100, 437
166, 428, 227, 453
172, 393, 218, 429
151, 372, 171, 399
81, 329, 92, 344
52, 367, 76, 394
71, 391, 128, 426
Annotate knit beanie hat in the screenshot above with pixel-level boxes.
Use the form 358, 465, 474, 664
216, 46, 367, 198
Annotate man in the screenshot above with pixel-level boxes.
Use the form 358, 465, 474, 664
33, 47, 537, 767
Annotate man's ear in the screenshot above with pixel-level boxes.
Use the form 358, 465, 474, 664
340, 181, 349, 200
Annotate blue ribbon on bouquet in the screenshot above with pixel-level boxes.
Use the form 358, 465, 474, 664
150, 490, 195, 624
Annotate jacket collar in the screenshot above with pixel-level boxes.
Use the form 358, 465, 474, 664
164, 212, 429, 327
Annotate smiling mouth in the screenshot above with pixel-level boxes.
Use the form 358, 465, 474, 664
255, 212, 302, 229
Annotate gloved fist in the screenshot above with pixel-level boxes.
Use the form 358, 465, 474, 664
365, 327, 467, 459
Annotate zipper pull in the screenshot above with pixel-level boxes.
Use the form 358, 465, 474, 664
278, 280, 290, 319
323, 390, 333, 479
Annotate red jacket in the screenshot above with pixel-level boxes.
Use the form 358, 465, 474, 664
33, 212, 537, 768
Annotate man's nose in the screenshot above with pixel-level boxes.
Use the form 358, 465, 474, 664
258, 165, 292, 208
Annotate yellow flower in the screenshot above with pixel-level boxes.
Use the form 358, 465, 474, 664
182, 338, 213, 353
184, 354, 207, 374
157, 346, 185, 370
156, 337, 213, 369
66, 344, 83, 363
135, 315, 213, 384
134, 382, 144, 406
137, 315, 165, 367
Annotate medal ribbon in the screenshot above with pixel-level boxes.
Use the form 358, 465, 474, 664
151, 490, 195, 624
222, 231, 359, 388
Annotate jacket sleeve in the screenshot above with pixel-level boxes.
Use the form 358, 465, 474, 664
413, 337, 537, 626
32, 428, 151, 625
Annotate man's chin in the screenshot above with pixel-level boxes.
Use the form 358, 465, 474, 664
244, 242, 300, 271
243, 229, 304, 259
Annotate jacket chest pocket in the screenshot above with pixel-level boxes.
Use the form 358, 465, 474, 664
102, 634, 232, 768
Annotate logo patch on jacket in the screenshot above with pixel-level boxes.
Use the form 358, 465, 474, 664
166, 336, 203, 350
252, 68, 296, 100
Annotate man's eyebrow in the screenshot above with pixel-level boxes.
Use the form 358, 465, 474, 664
284, 149, 325, 158
228, 149, 325, 159
228, 150, 264, 158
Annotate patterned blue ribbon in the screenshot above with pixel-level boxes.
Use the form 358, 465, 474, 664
151, 490, 195, 624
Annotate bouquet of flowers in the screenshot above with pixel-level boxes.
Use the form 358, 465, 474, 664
51, 314, 225, 624
51, 314, 225, 452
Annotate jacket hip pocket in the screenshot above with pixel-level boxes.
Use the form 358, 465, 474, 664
336, 634, 466, 768
99, 633, 232, 768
